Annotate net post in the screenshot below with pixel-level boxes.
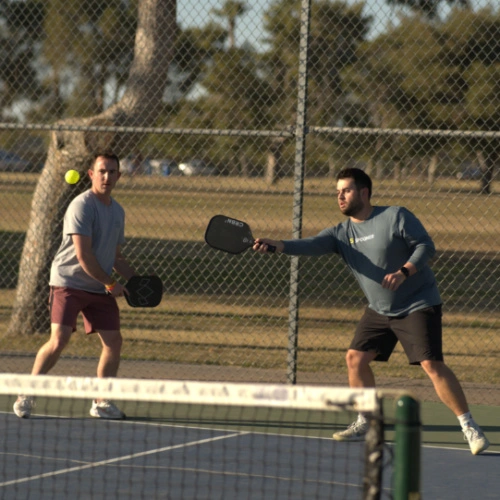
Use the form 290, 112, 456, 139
363, 397, 384, 500
394, 395, 421, 500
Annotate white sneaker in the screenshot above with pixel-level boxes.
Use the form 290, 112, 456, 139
13, 396, 36, 418
90, 400, 125, 419
463, 424, 490, 455
333, 420, 369, 441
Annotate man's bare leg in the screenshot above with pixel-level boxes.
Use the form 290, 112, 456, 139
96, 330, 123, 379
332, 349, 377, 441
420, 360, 468, 415
346, 349, 377, 388
89, 330, 125, 419
13, 324, 72, 418
31, 324, 73, 375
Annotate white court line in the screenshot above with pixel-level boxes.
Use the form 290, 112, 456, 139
0, 431, 248, 488
421, 443, 497, 454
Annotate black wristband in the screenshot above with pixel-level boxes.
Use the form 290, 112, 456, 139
400, 266, 410, 278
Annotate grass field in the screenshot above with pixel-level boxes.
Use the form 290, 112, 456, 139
0, 172, 499, 396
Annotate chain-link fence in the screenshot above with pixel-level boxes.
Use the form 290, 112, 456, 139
0, 0, 499, 405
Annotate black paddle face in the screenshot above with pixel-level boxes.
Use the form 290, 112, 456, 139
125, 275, 163, 307
205, 215, 255, 254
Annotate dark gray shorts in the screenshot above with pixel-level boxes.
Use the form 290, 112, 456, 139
49, 286, 120, 334
350, 305, 443, 365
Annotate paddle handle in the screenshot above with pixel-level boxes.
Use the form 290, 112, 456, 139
254, 240, 276, 253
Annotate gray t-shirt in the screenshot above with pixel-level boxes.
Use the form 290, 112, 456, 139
282, 206, 441, 316
50, 190, 126, 293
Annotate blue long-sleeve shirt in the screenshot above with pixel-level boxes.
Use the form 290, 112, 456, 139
282, 206, 441, 316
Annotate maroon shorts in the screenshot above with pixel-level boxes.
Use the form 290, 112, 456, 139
49, 286, 120, 334
350, 305, 443, 365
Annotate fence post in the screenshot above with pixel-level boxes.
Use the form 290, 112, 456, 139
286, 0, 312, 384
394, 394, 421, 500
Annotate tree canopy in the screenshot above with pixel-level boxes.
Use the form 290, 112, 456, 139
0, 0, 499, 179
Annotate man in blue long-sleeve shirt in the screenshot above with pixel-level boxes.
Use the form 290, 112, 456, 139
253, 167, 489, 455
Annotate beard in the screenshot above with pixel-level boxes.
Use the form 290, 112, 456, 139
340, 199, 364, 217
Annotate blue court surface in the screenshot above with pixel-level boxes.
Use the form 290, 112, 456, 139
0, 406, 498, 500
0, 413, 378, 499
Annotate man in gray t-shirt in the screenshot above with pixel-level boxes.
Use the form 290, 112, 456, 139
50, 188, 126, 293
14, 153, 136, 421
253, 167, 489, 455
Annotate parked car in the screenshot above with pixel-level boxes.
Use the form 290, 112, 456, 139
120, 154, 144, 176
0, 150, 32, 172
456, 163, 482, 180
149, 158, 178, 176
178, 159, 217, 176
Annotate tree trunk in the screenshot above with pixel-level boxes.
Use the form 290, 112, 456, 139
428, 154, 438, 184
265, 138, 284, 185
476, 149, 496, 195
239, 154, 250, 177
7, 0, 177, 336
393, 161, 400, 181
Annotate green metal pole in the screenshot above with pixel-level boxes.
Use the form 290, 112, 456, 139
394, 395, 421, 500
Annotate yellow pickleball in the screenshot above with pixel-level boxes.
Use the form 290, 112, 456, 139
64, 170, 80, 184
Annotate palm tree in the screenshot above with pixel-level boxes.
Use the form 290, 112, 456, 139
211, 0, 248, 49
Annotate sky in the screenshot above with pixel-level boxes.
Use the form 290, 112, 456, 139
177, 0, 498, 52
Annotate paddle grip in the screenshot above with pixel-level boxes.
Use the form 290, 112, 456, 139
253, 240, 276, 253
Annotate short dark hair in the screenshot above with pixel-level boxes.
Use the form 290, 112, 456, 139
92, 152, 120, 171
336, 168, 372, 198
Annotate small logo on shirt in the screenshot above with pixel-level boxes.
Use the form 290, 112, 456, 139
350, 234, 375, 244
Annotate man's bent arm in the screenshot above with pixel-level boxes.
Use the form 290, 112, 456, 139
113, 246, 136, 281
72, 234, 115, 286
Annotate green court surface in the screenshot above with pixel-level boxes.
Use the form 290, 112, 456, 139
420, 402, 499, 452
382, 400, 499, 453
